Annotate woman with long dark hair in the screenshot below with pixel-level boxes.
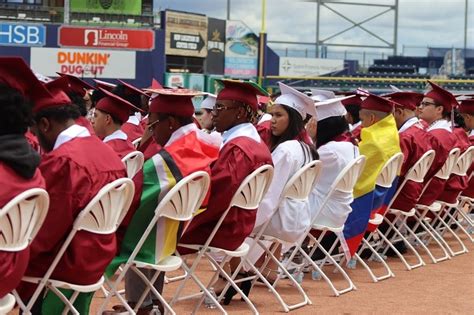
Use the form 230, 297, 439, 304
307, 94, 360, 261
244, 82, 318, 281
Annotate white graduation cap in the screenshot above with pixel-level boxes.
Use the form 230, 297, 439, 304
310, 88, 336, 102
314, 95, 355, 121
200, 92, 217, 110
275, 82, 316, 119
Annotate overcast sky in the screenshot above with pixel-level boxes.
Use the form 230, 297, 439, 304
154, 0, 473, 59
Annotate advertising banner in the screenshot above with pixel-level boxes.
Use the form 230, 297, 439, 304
224, 20, 258, 77
165, 10, 208, 58
30, 47, 136, 79
206, 18, 225, 74
164, 72, 186, 88
279, 57, 344, 77
0, 23, 46, 46
70, 0, 142, 15
58, 26, 154, 51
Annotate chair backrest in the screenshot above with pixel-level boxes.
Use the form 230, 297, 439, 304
376, 152, 404, 188
0, 188, 49, 252
434, 147, 461, 180
157, 171, 211, 221
283, 160, 322, 200
132, 137, 142, 149
75, 177, 135, 234
126, 171, 211, 264
229, 164, 274, 210
122, 151, 145, 178
451, 146, 474, 176
333, 155, 366, 194
404, 149, 436, 183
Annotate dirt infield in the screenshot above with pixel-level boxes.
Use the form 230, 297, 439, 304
9, 235, 474, 314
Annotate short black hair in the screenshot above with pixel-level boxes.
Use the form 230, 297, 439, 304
95, 108, 124, 125
316, 115, 350, 148
0, 84, 33, 135
33, 104, 80, 124
345, 104, 360, 123
112, 84, 142, 110
454, 109, 466, 129
90, 89, 106, 107
67, 92, 87, 116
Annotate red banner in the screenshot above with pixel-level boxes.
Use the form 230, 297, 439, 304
58, 26, 155, 51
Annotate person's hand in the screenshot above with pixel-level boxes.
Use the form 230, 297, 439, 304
305, 117, 317, 140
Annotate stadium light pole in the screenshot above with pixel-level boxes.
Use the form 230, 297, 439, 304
258, 0, 266, 86
64, 0, 70, 24
464, 0, 468, 52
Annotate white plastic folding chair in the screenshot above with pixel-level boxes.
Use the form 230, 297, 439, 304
13, 178, 134, 315
224, 160, 322, 313
132, 137, 142, 149
0, 293, 16, 314
282, 155, 366, 297
411, 147, 461, 261
172, 165, 274, 314
369, 150, 437, 269
122, 151, 145, 179
429, 146, 474, 255
0, 188, 49, 315
98, 171, 212, 315
350, 152, 404, 282
456, 173, 474, 243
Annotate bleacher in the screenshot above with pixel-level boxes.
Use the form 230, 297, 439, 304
0, 3, 62, 23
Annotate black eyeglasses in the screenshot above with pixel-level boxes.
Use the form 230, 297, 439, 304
420, 101, 438, 107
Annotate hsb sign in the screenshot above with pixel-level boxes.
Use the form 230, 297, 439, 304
0, 23, 46, 46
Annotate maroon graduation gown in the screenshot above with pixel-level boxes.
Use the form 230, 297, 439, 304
105, 138, 136, 159
437, 128, 470, 203
418, 128, 455, 206
121, 122, 144, 142
0, 163, 45, 298
462, 134, 474, 198
75, 116, 95, 135
391, 124, 434, 211
19, 136, 126, 299
179, 136, 272, 252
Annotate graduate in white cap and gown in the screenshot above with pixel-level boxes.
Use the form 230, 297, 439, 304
243, 82, 318, 281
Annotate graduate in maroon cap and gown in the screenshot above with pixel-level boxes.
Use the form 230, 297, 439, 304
418, 81, 468, 206
111, 80, 149, 142
46, 74, 96, 135
16, 67, 126, 304
0, 57, 46, 298
107, 89, 220, 313
92, 87, 141, 158
388, 92, 444, 211
458, 98, 474, 198
179, 79, 273, 252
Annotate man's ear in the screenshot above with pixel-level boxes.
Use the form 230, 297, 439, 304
38, 117, 50, 133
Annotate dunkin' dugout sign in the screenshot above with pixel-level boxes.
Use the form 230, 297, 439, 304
58, 26, 154, 51
30, 47, 136, 79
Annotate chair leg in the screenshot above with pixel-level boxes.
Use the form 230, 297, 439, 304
97, 266, 135, 315
377, 218, 425, 271
306, 232, 356, 296
412, 210, 451, 262
431, 209, 468, 256
130, 267, 176, 315
358, 237, 395, 282
169, 251, 227, 315
448, 206, 474, 242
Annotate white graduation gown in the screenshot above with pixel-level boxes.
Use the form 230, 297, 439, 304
309, 140, 359, 228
